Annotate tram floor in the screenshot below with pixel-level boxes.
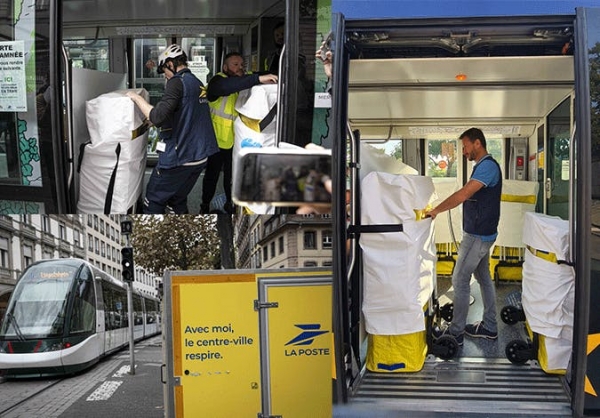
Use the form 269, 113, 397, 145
336, 276, 572, 417
436, 275, 524, 359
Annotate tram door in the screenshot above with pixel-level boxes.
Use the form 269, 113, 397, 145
545, 97, 572, 219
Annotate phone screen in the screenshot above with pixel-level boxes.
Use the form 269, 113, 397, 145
234, 152, 331, 206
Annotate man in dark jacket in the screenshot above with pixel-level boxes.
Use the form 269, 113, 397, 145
128, 44, 219, 214
200, 52, 277, 214
426, 127, 502, 346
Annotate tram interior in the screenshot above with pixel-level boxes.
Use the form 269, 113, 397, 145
62, 0, 309, 213
341, 17, 576, 415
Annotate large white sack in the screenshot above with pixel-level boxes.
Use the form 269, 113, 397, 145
77, 137, 147, 213
360, 143, 417, 181
522, 212, 570, 261
232, 85, 278, 215
496, 180, 538, 248
522, 250, 575, 338
542, 325, 573, 371
360, 173, 436, 335
79, 88, 148, 213
521, 212, 574, 338
85, 88, 149, 145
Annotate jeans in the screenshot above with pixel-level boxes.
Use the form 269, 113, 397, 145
448, 232, 498, 335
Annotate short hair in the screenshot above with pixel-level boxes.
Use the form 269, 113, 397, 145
224, 52, 243, 63
273, 21, 285, 32
460, 127, 486, 149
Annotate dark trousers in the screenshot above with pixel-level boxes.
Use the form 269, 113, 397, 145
144, 163, 206, 214
201, 147, 232, 210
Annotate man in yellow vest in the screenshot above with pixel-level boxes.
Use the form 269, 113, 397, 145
200, 52, 278, 214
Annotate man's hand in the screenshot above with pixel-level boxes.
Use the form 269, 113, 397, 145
259, 74, 278, 84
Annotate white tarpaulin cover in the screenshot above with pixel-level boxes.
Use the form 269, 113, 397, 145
78, 89, 148, 213
496, 179, 539, 248
232, 85, 278, 214
521, 212, 574, 370
360, 172, 436, 335
359, 143, 417, 181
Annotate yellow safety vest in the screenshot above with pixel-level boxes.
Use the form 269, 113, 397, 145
208, 72, 238, 149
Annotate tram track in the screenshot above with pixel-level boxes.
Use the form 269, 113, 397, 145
0, 378, 66, 417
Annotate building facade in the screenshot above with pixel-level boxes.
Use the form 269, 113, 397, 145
235, 214, 333, 269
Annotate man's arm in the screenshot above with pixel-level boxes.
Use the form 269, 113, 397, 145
126, 78, 183, 127
426, 179, 484, 219
207, 73, 277, 101
149, 78, 183, 126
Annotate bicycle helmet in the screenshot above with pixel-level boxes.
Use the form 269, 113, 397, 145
157, 44, 187, 74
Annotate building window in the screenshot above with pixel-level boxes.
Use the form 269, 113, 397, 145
43, 249, 53, 259
304, 261, 317, 267
95, 238, 100, 254
323, 260, 333, 267
100, 220, 105, 235
263, 247, 268, 262
74, 229, 81, 247
101, 242, 106, 257
59, 223, 67, 240
278, 236, 284, 254
42, 215, 51, 233
88, 234, 93, 251
270, 241, 275, 258
23, 244, 33, 267
303, 231, 316, 249
322, 230, 333, 249
93, 215, 99, 230
87, 215, 93, 227
0, 237, 9, 268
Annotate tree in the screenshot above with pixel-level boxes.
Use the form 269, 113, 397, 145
130, 215, 221, 275
216, 215, 235, 269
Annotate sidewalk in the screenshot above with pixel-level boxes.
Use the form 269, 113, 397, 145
1, 335, 164, 418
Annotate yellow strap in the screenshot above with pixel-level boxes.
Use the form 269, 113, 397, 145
526, 245, 558, 264
501, 194, 536, 204
239, 114, 261, 132
131, 119, 150, 140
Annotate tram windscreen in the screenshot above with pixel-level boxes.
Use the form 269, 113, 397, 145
0, 262, 78, 338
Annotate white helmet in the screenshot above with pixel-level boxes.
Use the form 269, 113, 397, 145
157, 44, 186, 73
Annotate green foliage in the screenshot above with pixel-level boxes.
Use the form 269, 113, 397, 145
130, 215, 220, 276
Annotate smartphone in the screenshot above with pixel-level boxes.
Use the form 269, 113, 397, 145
233, 150, 332, 207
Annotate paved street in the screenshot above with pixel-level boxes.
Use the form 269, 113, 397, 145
0, 336, 163, 418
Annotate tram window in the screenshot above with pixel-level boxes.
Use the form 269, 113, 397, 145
133, 38, 169, 106
181, 37, 215, 86
369, 140, 403, 162
63, 39, 110, 72
427, 139, 458, 178
70, 268, 96, 334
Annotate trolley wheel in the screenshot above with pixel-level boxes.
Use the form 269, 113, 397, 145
505, 339, 532, 365
440, 303, 454, 322
500, 305, 525, 325
431, 335, 459, 360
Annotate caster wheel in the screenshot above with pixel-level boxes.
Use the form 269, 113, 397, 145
433, 335, 459, 360
440, 303, 454, 322
501, 305, 525, 325
505, 339, 531, 365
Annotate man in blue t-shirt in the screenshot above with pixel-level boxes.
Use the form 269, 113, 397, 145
426, 127, 502, 346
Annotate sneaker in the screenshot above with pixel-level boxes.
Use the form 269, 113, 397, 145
432, 325, 464, 346
465, 321, 498, 340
